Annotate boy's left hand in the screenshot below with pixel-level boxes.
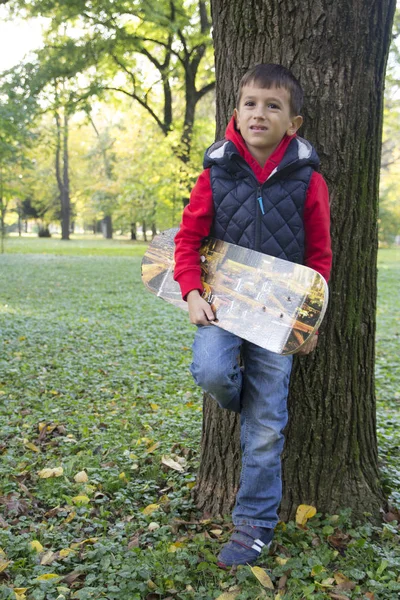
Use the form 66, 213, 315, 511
297, 334, 318, 355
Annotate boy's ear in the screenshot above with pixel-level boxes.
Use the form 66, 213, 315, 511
287, 115, 303, 135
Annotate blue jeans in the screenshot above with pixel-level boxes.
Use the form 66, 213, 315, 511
190, 325, 293, 528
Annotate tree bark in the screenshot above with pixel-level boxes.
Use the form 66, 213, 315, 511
102, 215, 113, 239
194, 0, 396, 522
55, 109, 70, 241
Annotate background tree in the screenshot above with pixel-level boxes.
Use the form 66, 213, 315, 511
195, 0, 397, 522
6, 0, 215, 204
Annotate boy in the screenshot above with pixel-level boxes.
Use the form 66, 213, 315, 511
174, 64, 332, 568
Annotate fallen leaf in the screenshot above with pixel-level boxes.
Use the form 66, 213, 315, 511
150, 403, 159, 411
328, 594, 351, 600
41, 551, 59, 565
30, 540, 44, 553
142, 503, 160, 515
14, 589, 28, 595
36, 573, 60, 581
161, 456, 185, 473
64, 511, 76, 523
146, 442, 160, 454
0, 515, 9, 528
0, 559, 11, 573
24, 441, 40, 453
59, 548, 75, 558
250, 565, 274, 589
334, 573, 352, 585
215, 592, 240, 600
74, 471, 88, 483
364, 594, 375, 600
0, 493, 29, 515
38, 467, 64, 479
71, 495, 90, 505
210, 529, 223, 536
275, 556, 289, 566
61, 571, 84, 585
295, 504, 317, 526
128, 533, 140, 549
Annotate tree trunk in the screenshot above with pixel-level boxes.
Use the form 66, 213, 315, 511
130, 222, 137, 241
55, 109, 70, 241
103, 215, 113, 239
142, 221, 147, 242
194, 0, 396, 522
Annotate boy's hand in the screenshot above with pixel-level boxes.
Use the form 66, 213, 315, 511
297, 334, 318, 355
187, 290, 215, 325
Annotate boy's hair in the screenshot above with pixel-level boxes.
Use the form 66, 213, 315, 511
236, 63, 304, 116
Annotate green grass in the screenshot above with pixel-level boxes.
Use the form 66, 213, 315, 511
0, 239, 399, 600
3, 234, 147, 256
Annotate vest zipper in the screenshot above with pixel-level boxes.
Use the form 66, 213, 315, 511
255, 186, 263, 251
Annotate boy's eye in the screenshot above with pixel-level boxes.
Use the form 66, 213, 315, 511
244, 101, 255, 106
268, 103, 280, 109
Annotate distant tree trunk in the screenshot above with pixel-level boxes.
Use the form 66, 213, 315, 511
151, 223, 157, 239
142, 221, 147, 242
195, 0, 396, 522
103, 215, 113, 239
55, 109, 70, 241
130, 222, 137, 240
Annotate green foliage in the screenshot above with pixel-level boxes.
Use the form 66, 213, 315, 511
0, 239, 398, 599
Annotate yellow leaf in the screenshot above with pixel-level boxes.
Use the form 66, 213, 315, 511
168, 542, 186, 553
275, 556, 289, 566
80, 537, 98, 545
24, 441, 40, 453
36, 573, 60, 581
295, 504, 317, 526
146, 442, 160, 454
210, 529, 223, 536
0, 559, 11, 573
311, 565, 326, 577
30, 540, 44, 553
74, 471, 88, 483
334, 572, 352, 585
150, 403, 159, 411
161, 456, 185, 473
0, 548, 6, 557
147, 579, 157, 589
215, 592, 240, 600
14, 589, 28, 594
119, 472, 127, 480
64, 511, 76, 523
320, 578, 335, 587
142, 503, 159, 515
15, 594, 26, 600
59, 548, 75, 558
71, 495, 90, 505
40, 551, 57, 565
38, 422, 47, 432
38, 467, 64, 479
187, 481, 196, 489
250, 566, 274, 589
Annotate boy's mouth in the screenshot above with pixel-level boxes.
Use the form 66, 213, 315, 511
250, 125, 267, 131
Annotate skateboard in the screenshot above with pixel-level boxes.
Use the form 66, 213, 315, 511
141, 228, 329, 355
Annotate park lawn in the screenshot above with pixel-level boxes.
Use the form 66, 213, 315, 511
0, 239, 399, 600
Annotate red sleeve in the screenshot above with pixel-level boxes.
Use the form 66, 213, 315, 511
303, 172, 332, 282
174, 169, 214, 299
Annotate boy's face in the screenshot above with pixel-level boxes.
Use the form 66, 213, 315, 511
234, 84, 303, 164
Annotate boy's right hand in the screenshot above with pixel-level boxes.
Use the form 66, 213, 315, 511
187, 290, 215, 325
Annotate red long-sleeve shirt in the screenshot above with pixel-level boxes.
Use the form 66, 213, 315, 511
174, 117, 332, 300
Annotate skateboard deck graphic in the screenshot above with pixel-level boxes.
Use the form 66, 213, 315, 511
141, 228, 328, 355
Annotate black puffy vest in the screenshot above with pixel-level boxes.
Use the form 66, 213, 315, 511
204, 136, 320, 265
